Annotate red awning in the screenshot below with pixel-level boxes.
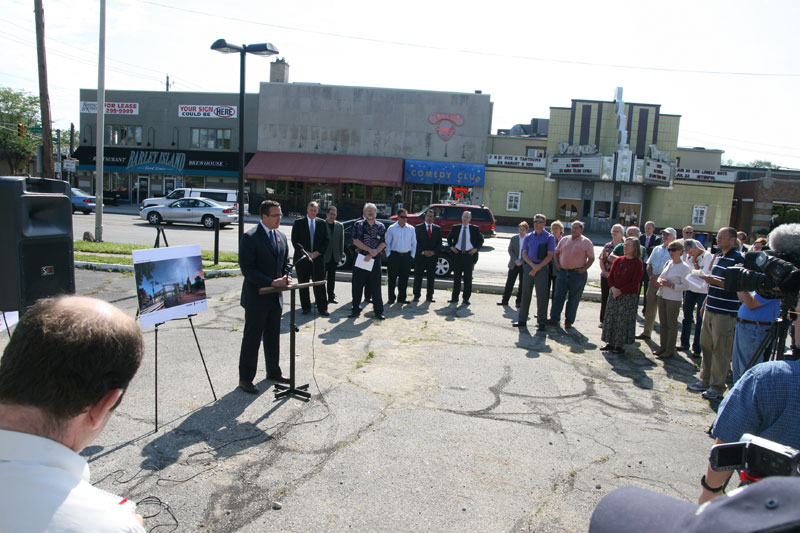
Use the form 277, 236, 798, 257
245, 152, 404, 186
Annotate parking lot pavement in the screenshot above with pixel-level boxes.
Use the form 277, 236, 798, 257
0, 269, 718, 532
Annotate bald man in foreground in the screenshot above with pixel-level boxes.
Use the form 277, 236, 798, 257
0, 296, 146, 532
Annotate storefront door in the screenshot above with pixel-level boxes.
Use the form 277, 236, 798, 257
136, 176, 150, 205
411, 190, 432, 213
311, 187, 334, 212
164, 177, 177, 196
617, 202, 641, 228
557, 198, 581, 222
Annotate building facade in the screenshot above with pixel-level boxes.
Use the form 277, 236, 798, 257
74, 89, 259, 205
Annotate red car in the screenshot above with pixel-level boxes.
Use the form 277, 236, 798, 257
393, 203, 496, 238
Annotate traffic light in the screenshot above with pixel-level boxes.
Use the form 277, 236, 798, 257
17, 123, 25, 137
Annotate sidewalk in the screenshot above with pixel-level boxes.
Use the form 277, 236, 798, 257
0, 268, 714, 532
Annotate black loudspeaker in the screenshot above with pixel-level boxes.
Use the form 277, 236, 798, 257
0, 176, 75, 311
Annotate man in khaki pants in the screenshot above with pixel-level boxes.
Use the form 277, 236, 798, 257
637, 227, 676, 340
688, 227, 744, 400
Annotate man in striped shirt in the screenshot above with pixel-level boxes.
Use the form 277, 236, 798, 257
688, 227, 744, 400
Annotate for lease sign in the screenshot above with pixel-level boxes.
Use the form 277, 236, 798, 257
80, 102, 139, 115
177, 105, 238, 118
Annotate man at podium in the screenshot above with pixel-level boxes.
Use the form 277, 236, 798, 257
238, 200, 292, 394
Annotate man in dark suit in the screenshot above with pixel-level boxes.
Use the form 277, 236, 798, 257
413, 209, 441, 302
322, 205, 344, 304
447, 210, 484, 305
291, 201, 330, 316
238, 200, 292, 394
639, 220, 661, 314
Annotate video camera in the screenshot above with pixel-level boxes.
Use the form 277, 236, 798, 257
710, 434, 800, 479
723, 250, 800, 300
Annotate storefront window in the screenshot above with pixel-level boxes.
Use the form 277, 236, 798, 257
105, 125, 142, 146
341, 184, 354, 199
276, 181, 287, 195
190, 128, 231, 150
354, 184, 366, 199
593, 201, 611, 218
264, 180, 277, 194
185, 176, 204, 188
288, 182, 304, 196
506, 192, 521, 212
771, 203, 800, 228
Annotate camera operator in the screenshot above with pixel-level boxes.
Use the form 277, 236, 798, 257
697, 356, 800, 503
731, 290, 780, 383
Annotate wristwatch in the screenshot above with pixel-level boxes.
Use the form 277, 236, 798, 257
700, 474, 724, 493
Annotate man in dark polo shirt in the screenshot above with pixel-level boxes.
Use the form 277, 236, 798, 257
349, 203, 387, 321
688, 227, 744, 400
513, 214, 555, 330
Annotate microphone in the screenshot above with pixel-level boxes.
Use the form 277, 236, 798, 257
295, 243, 313, 263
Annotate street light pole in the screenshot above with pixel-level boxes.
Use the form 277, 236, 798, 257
210, 39, 279, 243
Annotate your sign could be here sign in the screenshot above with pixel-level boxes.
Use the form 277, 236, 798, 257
177, 105, 238, 119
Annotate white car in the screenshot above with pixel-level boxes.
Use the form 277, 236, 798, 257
140, 198, 239, 229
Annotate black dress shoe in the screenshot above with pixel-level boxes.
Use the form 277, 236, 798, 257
319, 310, 330, 317
347, 311, 361, 318
387, 298, 396, 305
448, 298, 459, 303
374, 313, 386, 320
412, 296, 420, 302
301, 309, 311, 315
267, 374, 290, 384
462, 299, 470, 305
564, 321, 573, 328
328, 297, 338, 304
426, 297, 436, 303
497, 301, 508, 306
512, 321, 527, 328
537, 324, 546, 331
238, 380, 258, 394
397, 300, 409, 304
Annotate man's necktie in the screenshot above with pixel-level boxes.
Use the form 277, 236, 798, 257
270, 230, 277, 249
460, 227, 467, 251
427, 225, 432, 239
309, 219, 315, 247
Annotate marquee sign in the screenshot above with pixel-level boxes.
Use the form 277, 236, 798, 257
675, 168, 736, 183
549, 156, 603, 179
644, 159, 675, 185
487, 154, 546, 169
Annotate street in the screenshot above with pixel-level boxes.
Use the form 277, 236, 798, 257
71, 211, 606, 286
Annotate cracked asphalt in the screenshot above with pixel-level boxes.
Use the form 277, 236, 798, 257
0, 269, 719, 532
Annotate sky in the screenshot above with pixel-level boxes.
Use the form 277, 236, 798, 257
3, 0, 799, 168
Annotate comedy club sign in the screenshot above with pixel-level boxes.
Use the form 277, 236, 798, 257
178, 104, 238, 119
404, 160, 485, 186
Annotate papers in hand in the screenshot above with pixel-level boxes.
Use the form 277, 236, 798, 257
355, 253, 375, 271
685, 272, 707, 292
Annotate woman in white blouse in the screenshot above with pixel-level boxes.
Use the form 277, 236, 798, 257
653, 240, 692, 359
679, 239, 714, 356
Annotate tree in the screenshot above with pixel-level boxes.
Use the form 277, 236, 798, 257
742, 160, 780, 169
0, 87, 41, 175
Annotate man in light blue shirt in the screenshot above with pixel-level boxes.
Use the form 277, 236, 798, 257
385, 208, 417, 304
731, 291, 780, 383
637, 227, 675, 340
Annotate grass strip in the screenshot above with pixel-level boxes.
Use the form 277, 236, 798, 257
74, 241, 239, 264
75, 253, 236, 270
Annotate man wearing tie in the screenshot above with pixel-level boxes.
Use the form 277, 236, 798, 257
238, 200, 292, 394
639, 220, 662, 314
413, 209, 441, 302
385, 208, 417, 304
322, 205, 344, 304
447, 210, 484, 305
291, 201, 330, 316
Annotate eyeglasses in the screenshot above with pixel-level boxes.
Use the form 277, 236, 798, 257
534, 219, 546, 224
398, 215, 407, 218
684, 231, 694, 235
668, 248, 682, 252
265, 213, 282, 217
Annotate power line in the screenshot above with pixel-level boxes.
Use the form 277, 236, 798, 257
139, 0, 800, 79
681, 129, 798, 151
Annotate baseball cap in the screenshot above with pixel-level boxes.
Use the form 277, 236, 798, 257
589, 477, 800, 533
661, 227, 677, 238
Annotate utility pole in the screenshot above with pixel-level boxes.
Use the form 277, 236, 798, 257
34, 0, 55, 179
163, 74, 174, 92
95, 0, 106, 242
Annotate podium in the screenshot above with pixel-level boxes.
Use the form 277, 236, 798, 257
259, 280, 325, 400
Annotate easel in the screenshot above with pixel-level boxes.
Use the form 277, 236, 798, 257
259, 280, 326, 401
152, 314, 217, 431
138, 227, 216, 431
1, 312, 13, 338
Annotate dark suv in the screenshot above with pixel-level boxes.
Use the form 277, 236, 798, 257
395, 203, 496, 238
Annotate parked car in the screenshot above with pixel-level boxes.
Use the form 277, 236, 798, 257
140, 187, 248, 214
394, 203, 496, 238
140, 198, 239, 228
338, 218, 454, 277
70, 188, 96, 214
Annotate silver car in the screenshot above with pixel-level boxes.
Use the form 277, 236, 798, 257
140, 197, 239, 229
